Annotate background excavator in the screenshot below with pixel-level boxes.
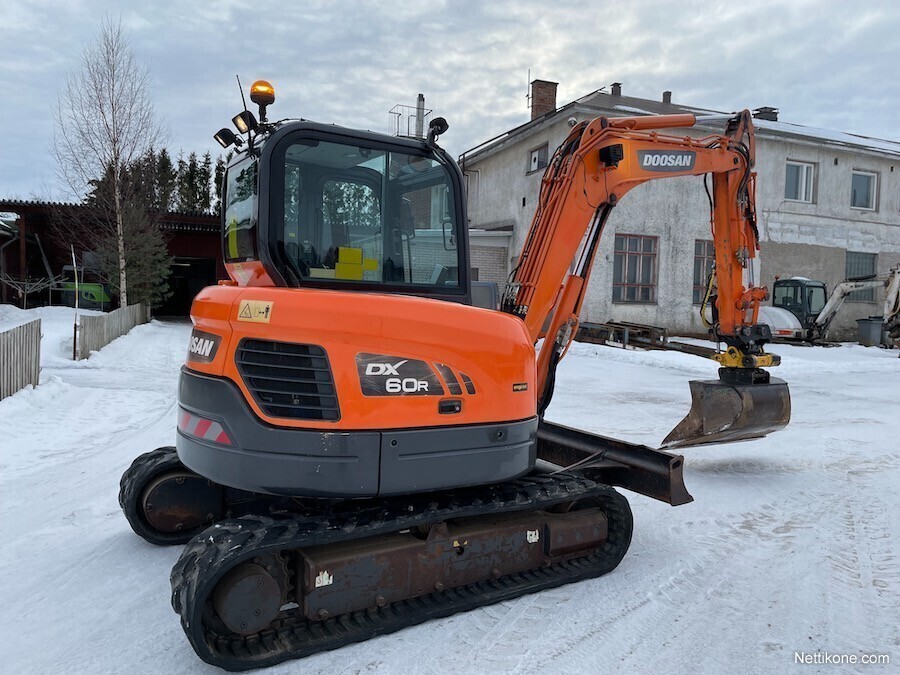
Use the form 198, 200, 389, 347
119, 80, 790, 670
759, 266, 900, 343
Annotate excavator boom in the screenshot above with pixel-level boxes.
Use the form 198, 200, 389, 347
506, 110, 790, 447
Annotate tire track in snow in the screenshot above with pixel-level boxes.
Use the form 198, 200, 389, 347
495, 502, 795, 674
819, 449, 900, 661
432, 443, 816, 673
1, 321, 190, 543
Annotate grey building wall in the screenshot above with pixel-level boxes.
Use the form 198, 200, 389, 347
464, 117, 576, 268
470, 244, 509, 291
754, 135, 900, 339
463, 104, 900, 341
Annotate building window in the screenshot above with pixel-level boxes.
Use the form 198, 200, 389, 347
784, 161, 814, 202
613, 234, 657, 303
528, 144, 548, 173
692, 239, 716, 304
845, 251, 876, 302
850, 171, 877, 210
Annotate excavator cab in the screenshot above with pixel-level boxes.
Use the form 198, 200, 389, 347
223, 125, 471, 303
772, 278, 828, 330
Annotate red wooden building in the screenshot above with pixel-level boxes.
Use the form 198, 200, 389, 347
0, 199, 224, 315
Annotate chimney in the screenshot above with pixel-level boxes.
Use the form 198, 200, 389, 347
611, 82, 622, 96
753, 106, 779, 122
530, 79, 558, 120
662, 90, 672, 104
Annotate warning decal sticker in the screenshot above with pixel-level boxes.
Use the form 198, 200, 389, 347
237, 300, 273, 323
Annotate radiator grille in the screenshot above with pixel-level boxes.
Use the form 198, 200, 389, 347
235, 339, 340, 421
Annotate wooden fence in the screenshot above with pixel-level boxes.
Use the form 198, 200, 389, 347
76, 304, 150, 360
0, 319, 41, 400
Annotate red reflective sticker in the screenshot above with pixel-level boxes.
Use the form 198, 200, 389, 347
193, 418, 212, 438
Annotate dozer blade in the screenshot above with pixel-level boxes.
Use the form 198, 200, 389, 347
662, 376, 791, 448
537, 420, 692, 506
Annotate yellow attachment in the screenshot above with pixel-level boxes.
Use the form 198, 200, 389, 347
712, 346, 778, 369
250, 80, 275, 106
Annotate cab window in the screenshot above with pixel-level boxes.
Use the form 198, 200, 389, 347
224, 157, 259, 262
275, 139, 462, 289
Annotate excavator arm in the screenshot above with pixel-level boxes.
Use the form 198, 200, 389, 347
815, 266, 900, 334
504, 110, 790, 447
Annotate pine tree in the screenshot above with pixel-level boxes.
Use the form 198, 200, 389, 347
156, 149, 176, 212
197, 152, 213, 213
213, 154, 228, 215
176, 152, 199, 211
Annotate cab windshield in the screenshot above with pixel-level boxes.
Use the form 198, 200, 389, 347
807, 284, 827, 315
274, 139, 462, 289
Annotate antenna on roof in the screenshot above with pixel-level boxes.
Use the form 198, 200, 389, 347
526, 68, 531, 110
236, 75, 249, 113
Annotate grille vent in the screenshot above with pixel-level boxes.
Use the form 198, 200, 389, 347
235, 339, 339, 421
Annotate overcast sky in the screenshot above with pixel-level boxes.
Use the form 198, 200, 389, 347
2, 0, 899, 200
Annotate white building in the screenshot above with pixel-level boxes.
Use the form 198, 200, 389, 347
460, 81, 900, 339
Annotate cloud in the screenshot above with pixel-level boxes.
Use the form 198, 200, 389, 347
2, 0, 899, 198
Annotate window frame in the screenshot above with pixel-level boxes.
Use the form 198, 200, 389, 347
612, 233, 658, 304
527, 143, 549, 175
845, 251, 877, 302
850, 170, 878, 211
692, 239, 716, 305
262, 126, 471, 302
784, 160, 815, 203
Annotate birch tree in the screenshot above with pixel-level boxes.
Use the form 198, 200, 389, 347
53, 17, 164, 306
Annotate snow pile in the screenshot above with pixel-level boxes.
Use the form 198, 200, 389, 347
0, 312, 897, 673
0, 304, 106, 365
0, 302, 33, 330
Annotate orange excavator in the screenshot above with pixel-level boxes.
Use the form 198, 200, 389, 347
119, 81, 790, 670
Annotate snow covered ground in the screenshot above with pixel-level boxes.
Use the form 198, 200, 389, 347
1, 306, 897, 674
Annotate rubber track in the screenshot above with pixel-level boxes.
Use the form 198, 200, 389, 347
119, 447, 202, 545
171, 473, 633, 671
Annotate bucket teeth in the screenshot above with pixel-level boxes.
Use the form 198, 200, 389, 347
662, 377, 791, 448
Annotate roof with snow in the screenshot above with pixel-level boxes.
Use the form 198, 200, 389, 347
0, 198, 216, 219
0, 199, 219, 234
462, 87, 900, 162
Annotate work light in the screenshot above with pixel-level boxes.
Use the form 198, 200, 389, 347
232, 110, 258, 134
214, 128, 238, 148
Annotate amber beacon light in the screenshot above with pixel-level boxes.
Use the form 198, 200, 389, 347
250, 80, 275, 105
249, 79, 276, 123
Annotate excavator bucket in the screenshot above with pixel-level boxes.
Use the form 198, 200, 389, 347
662, 376, 791, 448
